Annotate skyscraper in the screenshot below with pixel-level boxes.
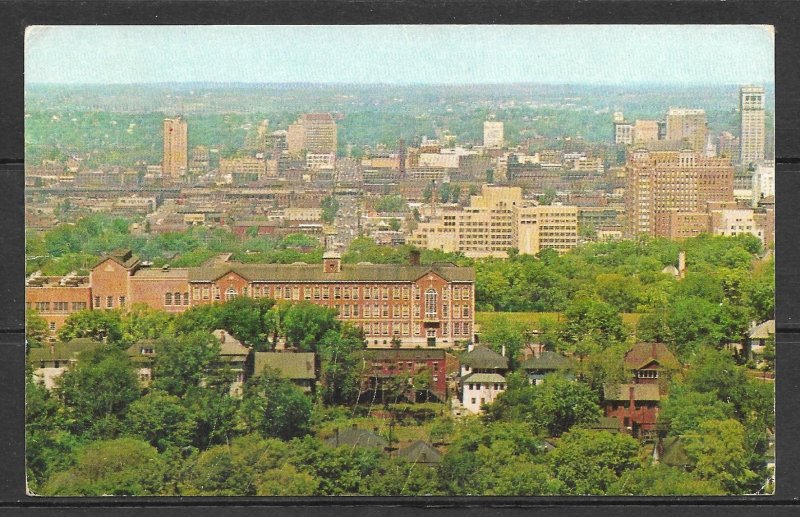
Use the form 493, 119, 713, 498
665, 108, 707, 151
740, 85, 766, 167
625, 149, 734, 239
162, 117, 188, 177
483, 121, 504, 148
287, 113, 338, 156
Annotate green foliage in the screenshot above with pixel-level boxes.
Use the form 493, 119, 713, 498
321, 195, 339, 224
283, 302, 341, 352
125, 390, 195, 452
25, 309, 49, 348
479, 314, 529, 369
152, 331, 220, 398
659, 385, 734, 437
240, 369, 312, 440
56, 346, 141, 438
120, 303, 174, 348
683, 419, 759, 494
549, 429, 641, 495
319, 325, 365, 405
485, 375, 601, 437
40, 437, 165, 496
57, 309, 123, 345
374, 195, 409, 213
609, 464, 724, 495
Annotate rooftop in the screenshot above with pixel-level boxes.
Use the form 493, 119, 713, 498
521, 351, 573, 371
624, 343, 681, 371
603, 383, 661, 402
462, 372, 507, 384
460, 345, 508, 370
253, 352, 316, 380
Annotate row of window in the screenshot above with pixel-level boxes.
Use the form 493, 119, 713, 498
361, 321, 472, 337
27, 301, 88, 313
191, 283, 472, 302
164, 292, 190, 306
466, 383, 505, 391
94, 296, 125, 309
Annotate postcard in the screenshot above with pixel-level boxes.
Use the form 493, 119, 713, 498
23, 25, 775, 496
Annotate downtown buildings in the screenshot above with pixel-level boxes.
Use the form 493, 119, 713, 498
740, 85, 766, 167
162, 117, 188, 177
287, 113, 338, 156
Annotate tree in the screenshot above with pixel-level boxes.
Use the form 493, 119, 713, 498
659, 385, 734, 437
375, 195, 408, 213
152, 331, 220, 398
683, 418, 759, 494
388, 218, 401, 232
120, 303, 174, 348
57, 309, 123, 345
283, 302, 340, 352
485, 375, 601, 437
561, 298, 627, 357
549, 429, 640, 495
321, 195, 339, 224
125, 390, 195, 452
479, 315, 529, 369
240, 369, 312, 440
41, 438, 165, 496
363, 457, 442, 496
609, 464, 724, 496
538, 188, 556, 205
26, 309, 49, 348
318, 325, 365, 405
438, 183, 452, 203
56, 346, 140, 437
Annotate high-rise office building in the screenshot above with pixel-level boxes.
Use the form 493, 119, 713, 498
287, 113, 338, 156
665, 108, 707, 152
740, 85, 766, 167
483, 121, 504, 148
625, 149, 734, 239
162, 117, 188, 177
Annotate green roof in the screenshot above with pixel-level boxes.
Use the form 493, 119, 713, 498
397, 441, 442, 464
254, 352, 315, 380
188, 262, 474, 284
462, 372, 506, 384
29, 338, 100, 363
521, 351, 573, 371
603, 383, 661, 402
460, 346, 508, 370
324, 427, 388, 449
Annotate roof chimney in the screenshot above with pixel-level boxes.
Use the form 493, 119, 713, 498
219, 331, 226, 343
501, 345, 506, 357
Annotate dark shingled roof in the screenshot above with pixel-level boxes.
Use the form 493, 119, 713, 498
188, 262, 474, 283
460, 346, 508, 370
253, 352, 315, 380
325, 427, 388, 450
28, 338, 100, 363
624, 343, 680, 371
397, 441, 442, 464
521, 351, 573, 371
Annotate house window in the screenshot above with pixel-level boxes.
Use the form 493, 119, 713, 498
393, 287, 400, 299
454, 287, 461, 300
334, 287, 341, 299
94, 296, 101, 308
353, 304, 359, 317
425, 289, 437, 318
119, 296, 126, 308
183, 293, 190, 306
49, 322, 56, 331
352, 286, 359, 300
471, 398, 476, 405
292, 287, 300, 300
165, 292, 173, 305
284, 287, 291, 299
106, 296, 113, 308
314, 287, 321, 300
382, 304, 388, 318
323, 287, 330, 300
193, 287, 200, 300
202, 286, 210, 300
304, 287, 311, 300
442, 304, 449, 318
462, 306, 469, 318
226, 288, 237, 300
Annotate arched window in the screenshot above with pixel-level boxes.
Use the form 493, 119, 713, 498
165, 292, 172, 305
173, 292, 181, 306
425, 289, 437, 318
226, 287, 238, 301
183, 292, 190, 305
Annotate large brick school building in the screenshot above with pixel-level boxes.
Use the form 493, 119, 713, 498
26, 249, 475, 348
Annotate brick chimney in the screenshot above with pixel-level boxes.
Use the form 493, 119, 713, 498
323, 250, 342, 273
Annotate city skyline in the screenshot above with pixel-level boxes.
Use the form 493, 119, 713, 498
25, 25, 774, 86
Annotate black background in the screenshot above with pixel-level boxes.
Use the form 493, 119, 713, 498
1, 0, 799, 513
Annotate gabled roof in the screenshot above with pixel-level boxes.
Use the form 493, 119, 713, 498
125, 340, 160, 363
603, 383, 661, 402
521, 351, 573, 371
28, 338, 100, 363
324, 427, 388, 449
749, 320, 775, 340
188, 262, 474, 283
254, 352, 316, 380
213, 329, 250, 357
460, 346, 508, 370
462, 372, 506, 384
397, 441, 442, 464
624, 343, 680, 371
92, 249, 140, 270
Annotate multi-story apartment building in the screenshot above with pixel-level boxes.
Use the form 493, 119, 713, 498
633, 120, 660, 143
740, 85, 766, 167
163, 117, 188, 177
483, 121, 504, 148
665, 108, 707, 152
625, 149, 734, 239
287, 113, 338, 156
26, 249, 475, 349
408, 185, 579, 257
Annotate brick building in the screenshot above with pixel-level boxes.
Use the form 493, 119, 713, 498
26, 249, 475, 348
358, 348, 448, 402
25, 272, 92, 334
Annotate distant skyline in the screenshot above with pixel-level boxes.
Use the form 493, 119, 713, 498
25, 25, 774, 86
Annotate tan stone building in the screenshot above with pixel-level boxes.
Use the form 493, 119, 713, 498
625, 149, 734, 238
287, 113, 338, 156
163, 117, 188, 177
633, 120, 660, 143
408, 185, 578, 257
665, 108, 707, 152
740, 85, 766, 166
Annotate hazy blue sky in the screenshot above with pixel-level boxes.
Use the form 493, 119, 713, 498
25, 25, 774, 85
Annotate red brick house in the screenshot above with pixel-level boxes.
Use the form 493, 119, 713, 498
602, 383, 661, 439
623, 342, 680, 394
357, 348, 447, 402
